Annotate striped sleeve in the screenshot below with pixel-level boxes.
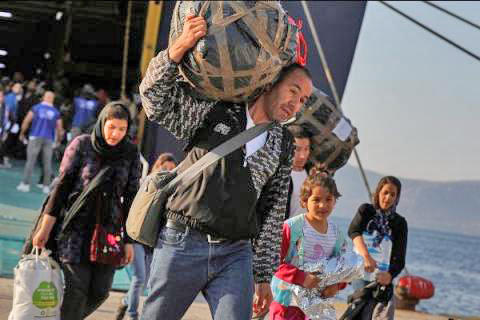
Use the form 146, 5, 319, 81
252, 134, 294, 283
139, 49, 216, 143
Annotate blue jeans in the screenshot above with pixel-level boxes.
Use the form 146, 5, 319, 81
22, 137, 53, 186
140, 225, 254, 320
122, 243, 152, 319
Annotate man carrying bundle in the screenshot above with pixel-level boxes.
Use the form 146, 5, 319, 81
139, 14, 312, 320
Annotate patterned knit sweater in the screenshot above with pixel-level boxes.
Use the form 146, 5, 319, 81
139, 50, 294, 283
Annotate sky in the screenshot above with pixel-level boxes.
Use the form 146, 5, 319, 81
340, 1, 480, 182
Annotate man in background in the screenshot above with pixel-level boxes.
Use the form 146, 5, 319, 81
0, 89, 9, 168
286, 130, 312, 218
17, 91, 63, 193
4, 82, 23, 124
17, 80, 40, 125
0, 83, 24, 166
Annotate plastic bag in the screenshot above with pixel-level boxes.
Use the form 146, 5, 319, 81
169, 1, 299, 102
289, 88, 359, 173
9, 248, 64, 320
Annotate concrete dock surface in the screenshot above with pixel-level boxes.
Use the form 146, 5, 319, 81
1, 277, 473, 320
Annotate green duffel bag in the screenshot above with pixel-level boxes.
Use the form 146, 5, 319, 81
126, 170, 176, 247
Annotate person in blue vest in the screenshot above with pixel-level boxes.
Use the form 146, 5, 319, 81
71, 84, 99, 138
17, 91, 63, 193
0, 89, 5, 132
4, 82, 23, 123
0, 88, 9, 167
269, 167, 347, 319
0, 82, 24, 167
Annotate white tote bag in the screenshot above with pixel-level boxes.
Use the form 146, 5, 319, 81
9, 248, 64, 320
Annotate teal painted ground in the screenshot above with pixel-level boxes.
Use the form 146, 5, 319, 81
0, 159, 48, 210
0, 160, 131, 291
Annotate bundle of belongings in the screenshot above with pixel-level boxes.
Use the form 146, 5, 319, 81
289, 87, 359, 173
339, 281, 394, 320
169, 1, 304, 102
290, 251, 364, 320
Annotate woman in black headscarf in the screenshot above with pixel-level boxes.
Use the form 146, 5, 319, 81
32, 101, 141, 319
348, 176, 408, 320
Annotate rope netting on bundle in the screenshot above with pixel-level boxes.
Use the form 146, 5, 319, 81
169, 1, 300, 102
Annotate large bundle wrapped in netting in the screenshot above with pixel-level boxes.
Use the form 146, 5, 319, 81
169, 1, 300, 102
289, 88, 359, 173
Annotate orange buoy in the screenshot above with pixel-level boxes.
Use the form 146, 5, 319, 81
397, 275, 435, 300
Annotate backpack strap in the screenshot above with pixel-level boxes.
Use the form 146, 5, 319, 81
285, 214, 305, 264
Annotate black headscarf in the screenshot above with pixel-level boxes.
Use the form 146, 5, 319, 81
369, 176, 402, 248
90, 101, 137, 161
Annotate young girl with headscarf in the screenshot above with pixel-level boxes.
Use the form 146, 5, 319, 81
348, 176, 408, 320
32, 101, 141, 319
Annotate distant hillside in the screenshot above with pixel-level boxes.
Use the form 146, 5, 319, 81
332, 165, 480, 236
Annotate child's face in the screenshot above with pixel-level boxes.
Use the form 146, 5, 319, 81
378, 183, 398, 210
304, 186, 336, 221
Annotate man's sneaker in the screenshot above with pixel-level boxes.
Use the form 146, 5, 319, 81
115, 301, 127, 320
16, 182, 30, 192
42, 186, 50, 194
